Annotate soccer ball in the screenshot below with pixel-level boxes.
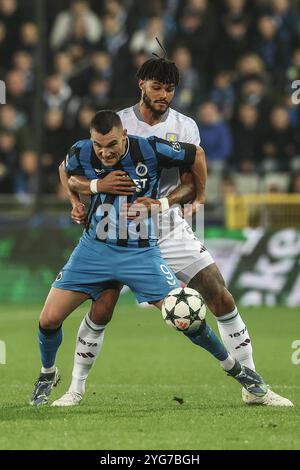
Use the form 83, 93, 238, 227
162, 287, 206, 333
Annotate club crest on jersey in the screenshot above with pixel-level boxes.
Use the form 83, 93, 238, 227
136, 162, 148, 177
166, 133, 178, 142
170, 141, 181, 152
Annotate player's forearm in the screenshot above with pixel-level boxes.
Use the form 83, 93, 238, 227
167, 180, 195, 207
68, 175, 93, 196
59, 162, 82, 207
191, 147, 207, 203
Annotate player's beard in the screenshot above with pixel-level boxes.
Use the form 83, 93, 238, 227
143, 92, 170, 117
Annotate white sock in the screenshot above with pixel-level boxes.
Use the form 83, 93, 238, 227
69, 314, 105, 396
220, 354, 236, 372
217, 308, 255, 370
41, 366, 56, 374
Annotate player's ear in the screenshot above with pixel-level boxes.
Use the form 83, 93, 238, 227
123, 128, 127, 137
139, 80, 145, 91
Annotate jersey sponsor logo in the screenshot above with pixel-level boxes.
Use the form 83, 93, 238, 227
166, 132, 178, 142
135, 162, 148, 177
170, 141, 181, 152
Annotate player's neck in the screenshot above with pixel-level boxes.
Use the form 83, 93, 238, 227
138, 101, 165, 126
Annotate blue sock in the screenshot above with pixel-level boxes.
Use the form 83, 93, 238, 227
185, 322, 229, 362
38, 324, 63, 369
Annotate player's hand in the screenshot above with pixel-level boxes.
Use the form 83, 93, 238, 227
123, 197, 161, 221
71, 202, 87, 225
99, 171, 137, 195
183, 198, 204, 219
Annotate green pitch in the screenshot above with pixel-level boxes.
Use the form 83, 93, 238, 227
0, 301, 299, 450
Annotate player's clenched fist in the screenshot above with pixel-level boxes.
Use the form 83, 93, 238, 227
71, 203, 87, 225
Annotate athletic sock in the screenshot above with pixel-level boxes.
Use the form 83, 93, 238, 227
38, 324, 62, 371
216, 308, 255, 370
69, 313, 105, 396
185, 321, 235, 370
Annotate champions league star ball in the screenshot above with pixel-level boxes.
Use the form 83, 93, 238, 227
162, 287, 206, 333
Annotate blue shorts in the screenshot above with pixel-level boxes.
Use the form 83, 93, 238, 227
53, 238, 179, 303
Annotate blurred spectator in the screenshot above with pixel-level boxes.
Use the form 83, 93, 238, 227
197, 101, 233, 172
12, 50, 34, 92
231, 103, 260, 173
271, 0, 299, 47
5, 69, 32, 116
210, 70, 235, 119
0, 104, 32, 154
50, 0, 102, 50
53, 51, 75, 82
0, 129, 16, 193
259, 106, 298, 171
171, 46, 202, 113
236, 53, 267, 80
15, 150, 38, 197
44, 74, 72, 111
0, 0, 21, 52
253, 14, 290, 78
212, 16, 250, 72
286, 47, 300, 89
238, 74, 273, 119
130, 16, 164, 56
19, 22, 39, 53
175, 1, 216, 73
69, 104, 96, 143
100, 14, 128, 57
41, 109, 69, 193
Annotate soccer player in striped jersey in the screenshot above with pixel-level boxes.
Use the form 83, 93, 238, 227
54, 58, 293, 408
30, 110, 272, 407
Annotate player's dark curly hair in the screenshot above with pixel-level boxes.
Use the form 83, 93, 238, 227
136, 58, 180, 86
90, 110, 122, 134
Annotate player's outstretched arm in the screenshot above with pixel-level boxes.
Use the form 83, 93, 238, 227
167, 170, 195, 207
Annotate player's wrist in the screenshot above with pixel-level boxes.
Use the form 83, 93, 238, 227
158, 197, 170, 214
90, 179, 99, 194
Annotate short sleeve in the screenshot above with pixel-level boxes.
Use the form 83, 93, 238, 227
149, 137, 196, 169
64, 145, 85, 176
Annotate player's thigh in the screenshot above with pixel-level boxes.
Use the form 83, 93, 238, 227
90, 283, 123, 325
40, 287, 89, 327
158, 231, 214, 284
121, 246, 179, 304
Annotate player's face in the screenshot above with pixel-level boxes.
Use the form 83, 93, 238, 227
140, 80, 175, 115
91, 126, 127, 167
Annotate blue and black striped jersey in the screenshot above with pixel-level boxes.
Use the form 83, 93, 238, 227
65, 135, 196, 247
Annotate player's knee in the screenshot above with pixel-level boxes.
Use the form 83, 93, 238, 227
89, 299, 114, 325
39, 308, 63, 330
210, 288, 235, 317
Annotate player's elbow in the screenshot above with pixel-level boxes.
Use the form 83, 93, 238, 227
68, 176, 78, 192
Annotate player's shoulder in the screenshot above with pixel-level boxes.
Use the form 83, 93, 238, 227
168, 108, 198, 128
70, 139, 91, 151
117, 106, 134, 120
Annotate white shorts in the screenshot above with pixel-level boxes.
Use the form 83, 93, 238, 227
158, 210, 214, 284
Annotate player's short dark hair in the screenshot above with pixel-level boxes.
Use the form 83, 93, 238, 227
136, 57, 180, 86
90, 110, 122, 134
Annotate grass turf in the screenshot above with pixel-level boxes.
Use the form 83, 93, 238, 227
0, 302, 299, 450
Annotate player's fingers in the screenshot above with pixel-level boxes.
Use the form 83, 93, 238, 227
116, 180, 136, 188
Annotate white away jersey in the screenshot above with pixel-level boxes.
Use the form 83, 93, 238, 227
118, 105, 201, 197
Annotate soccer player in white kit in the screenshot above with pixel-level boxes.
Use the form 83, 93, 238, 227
54, 58, 292, 407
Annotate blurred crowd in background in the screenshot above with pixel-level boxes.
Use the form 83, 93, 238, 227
1, 0, 300, 201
